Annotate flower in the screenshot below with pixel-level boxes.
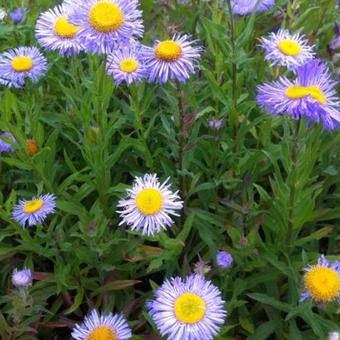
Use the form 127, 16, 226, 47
117, 174, 183, 236
261, 29, 315, 70
10, 7, 27, 24
26, 139, 39, 156
106, 44, 147, 85
0, 132, 16, 153
208, 118, 224, 130
35, 4, 83, 56
216, 250, 233, 269
230, 0, 275, 15
329, 332, 340, 340
257, 59, 340, 130
71, 309, 132, 340
12, 268, 33, 288
0, 8, 7, 21
12, 193, 56, 228
147, 274, 226, 340
67, 0, 144, 54
0, 47, 47, 88
143, 34, 202, 84
300, 255, 340, 304
193, 257, 211, 276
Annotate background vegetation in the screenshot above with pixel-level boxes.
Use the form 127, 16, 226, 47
0, 0, 339, 338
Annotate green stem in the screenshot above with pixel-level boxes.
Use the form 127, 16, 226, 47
226, 0, 238, 148
176, 81, 186, 225
286, 119, 300, 247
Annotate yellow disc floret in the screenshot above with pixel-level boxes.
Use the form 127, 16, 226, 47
174, 293, 206, 324
136, 188, 163, 215
23, 199, 44, 214
155, 40, 182, 62
11, 56, 33, 72
54, 17, 80, 38
120, 58, 139, 73
88, 325, 117, 340
304, 266, 340, 303
285, 85, 327, 104
89, 2, 124, 33
278, 39, 302, 56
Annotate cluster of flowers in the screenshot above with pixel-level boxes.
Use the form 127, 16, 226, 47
0, 0, 202, 89
257, 29, 340, 130
3, 0, 340, 338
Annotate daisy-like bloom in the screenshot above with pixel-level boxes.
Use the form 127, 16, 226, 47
216, 250, 233, 269
117, 174, 183, 236
67, 0, 143, 54
257, 59, 340, 130
12, 193, 56, 228
107, 44, 147, 85
301, 255, 340, 304
261, 29, 315, 70
0, 132, 16, 153
12, 268, 33, 288
230, 0, 275, 15
147, 274, 226, 340
35, 4, 83, 57
0, 47, 47, 88
143, 34, 202, 84
71, 309, 132, 340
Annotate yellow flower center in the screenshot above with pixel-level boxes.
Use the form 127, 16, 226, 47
285, 85, 327, 104
23, 199, 44, 214
54, 16, 80, 38
304, 266, 340, 303
120, 58, 139, 73
11, 56, 33, 72
278, 39, 302, 56
174, 293, 206, 324
87, 325, 117, 340
155, 40, 182, 62
135, 188, 163, 215
26, 139, 39, 156
89, 2, 124, 33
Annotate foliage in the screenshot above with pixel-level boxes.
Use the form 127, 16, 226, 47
0, 0, 339, 339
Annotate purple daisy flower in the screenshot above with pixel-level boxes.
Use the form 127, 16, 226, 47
71, 310, 131, 340
0, 47, 47, 88
261, 29, 315, 70
257, 59, 340, 130
143, 34, 202, 84
216, 250, 233, 269
117, 174, 183, 236
67, 0, 144, 54
12, 267, 33, 288
12, 193, 56, 228
35, 4, 83, 57
0, 132, 16, 153
230, 0, 275, 15
106, 44, 147, 85
300, 255, 340, 304
147, 274, 226, 340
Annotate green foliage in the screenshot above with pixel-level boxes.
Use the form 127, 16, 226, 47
0, 0, 339, 339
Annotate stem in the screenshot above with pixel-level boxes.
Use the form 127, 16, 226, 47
286, 119, 300, 247
96, 60, 106, 132
176, 81, 186, 224
226, 0, 238, 148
